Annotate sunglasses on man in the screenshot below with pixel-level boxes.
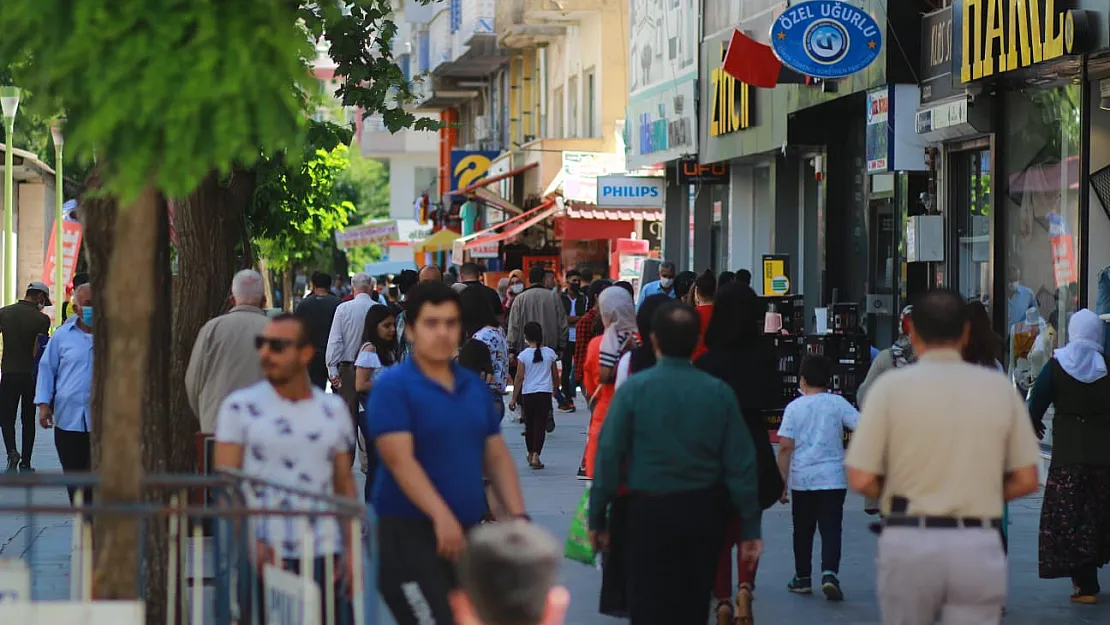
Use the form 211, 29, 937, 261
254, 336, 307, 353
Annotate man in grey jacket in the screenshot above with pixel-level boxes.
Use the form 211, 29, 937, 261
507, 266, 568, 356
185, 270, 268, 434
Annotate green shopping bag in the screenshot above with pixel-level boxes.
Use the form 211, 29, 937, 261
564, 487, 597, 565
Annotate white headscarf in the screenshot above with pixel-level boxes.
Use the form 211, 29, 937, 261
598, 287, 638, 363
1053, 309, 1107, 383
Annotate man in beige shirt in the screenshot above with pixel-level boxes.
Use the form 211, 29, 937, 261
845, 289, 1041, 625
185, 270, 268, 433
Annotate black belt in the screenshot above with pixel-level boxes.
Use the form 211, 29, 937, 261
338, 361, 355, 367
883, 516, 1002, 529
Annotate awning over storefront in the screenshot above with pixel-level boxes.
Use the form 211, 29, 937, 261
462, 198, 561, 250
472, 187, 521, 215
556, 206, 662, 241
447, 162, 538, 196
362, 260, 419, 276
564, 206, 664, 221
413, 229, 460, 254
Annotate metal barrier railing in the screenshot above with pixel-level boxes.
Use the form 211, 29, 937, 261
0, 470, 377, 625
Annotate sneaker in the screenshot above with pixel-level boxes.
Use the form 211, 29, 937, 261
18, 464, 34, 473
576, 466, 588, 480
787, 576, 812, 594
5, 451, 19, 473
557, 403, 575, 413
821, 573, 844, 601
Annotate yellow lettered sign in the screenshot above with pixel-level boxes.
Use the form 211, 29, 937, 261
960, 0, 1085, 83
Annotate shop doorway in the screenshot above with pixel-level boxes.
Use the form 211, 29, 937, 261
866, 175, 898, 349
946, 140, 993, 309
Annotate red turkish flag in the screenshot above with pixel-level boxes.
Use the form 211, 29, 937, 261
722, 30, 782, 89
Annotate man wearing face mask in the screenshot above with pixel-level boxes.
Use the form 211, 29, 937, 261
0, 282, 52, 472
637, 261, 677, 310
558, 269, 587, 412
35, 284, 95, 503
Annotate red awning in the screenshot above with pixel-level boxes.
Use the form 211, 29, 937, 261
564, 206, 663, 221
472, 187, 522, 215
448, 162, 538, 196
464, 199, 560, 249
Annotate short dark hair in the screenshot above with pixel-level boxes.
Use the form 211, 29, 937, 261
588, 279, 613, 300
650, 301, 701, 358
456, 521, 560, 625
695, 269, 716, 300
614, 281, 634, 296
565, 269, 581, 280
717, 270, 736, 286
659, 261, 677, 274
735, 269, 752, 286
911, 288, 969, 344
396, 270, 419, 295
799, 354, 832, 388
405, 280, 461, 324
273, 312, 311, 345
311, 271, 332, 289
72, 272, 90, 288
460, 262, 482, 280
528, 266, 546, 285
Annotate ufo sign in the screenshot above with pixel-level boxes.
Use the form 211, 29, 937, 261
769, 0, 883, 79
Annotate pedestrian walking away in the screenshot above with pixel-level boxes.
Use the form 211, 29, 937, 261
295, 271, 342, 389
845, 289, 1042, 625
185, 270, 268, 435
353, 305, 398, 501
368, 281, 527, 625
1026, 308, 1110, 603
776, 354, 859, 601
590, 301, 763, 625
509, 322, 558, 470
35, 284, 94, 504
582, 287, 639, 479
326, 272, 385, 422
573, 279, 611, 479
450, 521, 570, 625
558, 268, 588, 412
213, 313, 358, 625
0, 281, 51, 472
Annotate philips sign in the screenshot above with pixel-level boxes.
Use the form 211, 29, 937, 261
596, 176, 665, 208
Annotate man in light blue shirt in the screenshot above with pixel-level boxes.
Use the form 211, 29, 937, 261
35, 284, 94, 503
637, 260, 677, 310
1006, 265, 1038, 328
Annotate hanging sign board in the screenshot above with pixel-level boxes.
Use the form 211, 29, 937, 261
762, 254, 791, 296
769, 1, 883, 79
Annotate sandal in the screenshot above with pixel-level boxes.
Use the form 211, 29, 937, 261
714, 600, 732, 625
736, 585, 754, 625
530, 456, 545, 470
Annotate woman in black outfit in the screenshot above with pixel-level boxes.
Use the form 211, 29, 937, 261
695, 282, 784, 625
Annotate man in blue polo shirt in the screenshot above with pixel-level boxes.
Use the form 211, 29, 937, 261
369, 280, 527, 625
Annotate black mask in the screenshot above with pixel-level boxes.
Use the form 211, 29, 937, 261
569, 283, 581, 294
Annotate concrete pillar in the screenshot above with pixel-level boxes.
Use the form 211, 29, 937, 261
692, 187, 713, 272
728, 165, 753, 275
662, 167, 689, 268
17, 181, 48, 295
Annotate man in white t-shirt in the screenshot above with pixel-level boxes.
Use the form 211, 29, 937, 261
776, 354, 859, 601
214, 313, 358, 621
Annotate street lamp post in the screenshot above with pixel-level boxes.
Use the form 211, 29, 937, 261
51, 119, 64, 328
0, 86, 19, 306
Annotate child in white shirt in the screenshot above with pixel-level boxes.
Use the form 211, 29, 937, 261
509, 322, 559, 469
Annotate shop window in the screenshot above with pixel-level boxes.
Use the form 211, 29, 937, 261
952, 148, 992, 305
1000, 84, 1082, 448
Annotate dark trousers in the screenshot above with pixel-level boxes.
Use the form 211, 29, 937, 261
561, 342, 576, 400
54, 428, 92, 504
308, 352, 329, 389
356, 411, 376, 503
378, 516, 460, 625
1073, 565, 1101, 594
520, 392, 551, 455
791, 488, 847, 577
627, 487, 726, 625
0, 372, 36, 463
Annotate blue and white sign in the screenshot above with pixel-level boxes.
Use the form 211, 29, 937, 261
596, 175, 665, 208
770, 0, 883, 79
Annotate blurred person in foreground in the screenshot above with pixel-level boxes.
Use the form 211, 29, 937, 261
846, 289, 1041, 624
451, 521, 570, 625
590, 301, 762, 625
370, 281, 526, 625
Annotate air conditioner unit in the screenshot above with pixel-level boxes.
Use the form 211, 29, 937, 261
474, 115, 492, 140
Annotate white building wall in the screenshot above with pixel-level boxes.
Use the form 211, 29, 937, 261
388, 155, 439, 221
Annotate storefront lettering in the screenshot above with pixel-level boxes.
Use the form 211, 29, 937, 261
960, 0, 1081, 82
637, 98, 692, 156
710, 42, 753, 137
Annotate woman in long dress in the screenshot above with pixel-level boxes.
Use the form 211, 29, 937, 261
1027, 309, 1110, 603
583, 287, 639, 477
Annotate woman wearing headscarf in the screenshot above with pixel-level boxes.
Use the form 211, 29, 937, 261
695, 283, 783, 625
614, 294, 672, 388
583, 287, 640, 477
503, 269, 526, 314
1028, 309, 1110, 603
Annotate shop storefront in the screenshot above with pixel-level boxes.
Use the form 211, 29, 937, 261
946, 0, 1110, 462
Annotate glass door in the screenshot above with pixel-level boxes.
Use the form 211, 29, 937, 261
948, 147, 993, 306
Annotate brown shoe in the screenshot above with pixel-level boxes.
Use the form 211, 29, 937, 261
736, 585, 754, 625
714, 601, 732, 625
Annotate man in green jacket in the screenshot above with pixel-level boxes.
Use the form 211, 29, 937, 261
589, 301, 762, 625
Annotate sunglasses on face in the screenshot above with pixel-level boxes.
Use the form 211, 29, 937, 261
254, 336, 304, 353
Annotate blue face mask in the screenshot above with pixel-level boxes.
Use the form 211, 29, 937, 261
80, 306, 93, 328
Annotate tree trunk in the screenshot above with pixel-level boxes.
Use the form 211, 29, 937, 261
92, 184, 160, 599
282, 268, 294, 311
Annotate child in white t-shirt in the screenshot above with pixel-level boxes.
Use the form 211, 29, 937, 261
777, 354, 860, 601
509, 322, 558, 469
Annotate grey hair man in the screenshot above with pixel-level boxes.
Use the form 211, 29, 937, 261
450, 522, 569, 625
326, 272, 384, 428
185, 269, 269, 434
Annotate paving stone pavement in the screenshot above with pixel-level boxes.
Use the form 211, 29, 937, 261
2, 394, 1109, 623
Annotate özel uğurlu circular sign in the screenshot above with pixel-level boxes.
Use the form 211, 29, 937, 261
770, 0, 882, 79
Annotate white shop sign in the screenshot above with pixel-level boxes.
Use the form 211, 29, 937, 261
0, 601, 144, 625
263, 564, 321, 625
595, 176, 665, 208
0, 559, 29, 605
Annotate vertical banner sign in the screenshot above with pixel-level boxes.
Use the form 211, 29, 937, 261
1048, 213, 1076, 287
865, 87, 891, 173
42, 221, 84, 291
762, 254, 791, 295
449, 150, 499, 193
920, 7, 956, 104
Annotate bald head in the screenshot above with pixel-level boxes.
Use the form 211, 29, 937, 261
419, 265, 443, 283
